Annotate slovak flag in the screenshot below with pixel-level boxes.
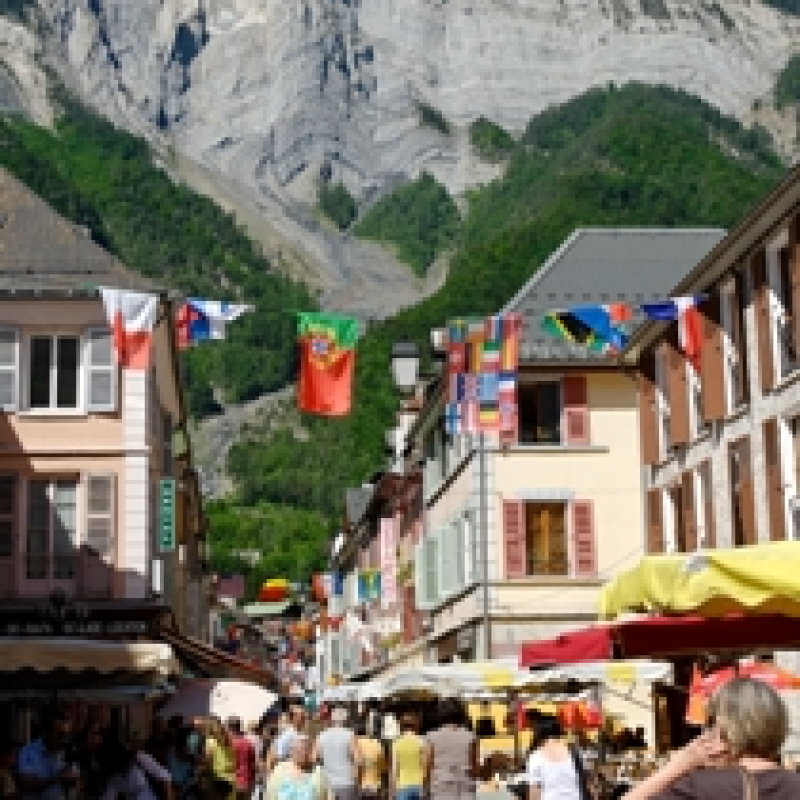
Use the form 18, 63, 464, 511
178, 298, 254, 347
641, 296, 704, 371
100, 287, 159, 370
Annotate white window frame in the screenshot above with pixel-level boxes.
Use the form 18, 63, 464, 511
25, 333, 83, 412
784, 416, 799, 542
720, 278, 742, 415
767, 229, 793, 383
85, 474, 115, 558
84, 328, 117, 412
0, 329, 19, 411
662, 487, 677, 554
22, 476, 79, 588
654, 351, 670, 459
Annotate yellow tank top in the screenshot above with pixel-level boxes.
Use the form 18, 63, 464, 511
392, 733, 425, 790
358, 737, 384, 790
207, 736, 236, 784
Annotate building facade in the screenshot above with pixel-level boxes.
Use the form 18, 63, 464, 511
0, 167, 208, 640
628, 166, 800, 555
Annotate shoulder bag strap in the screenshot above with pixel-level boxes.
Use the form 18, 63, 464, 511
741, 769, 758, 800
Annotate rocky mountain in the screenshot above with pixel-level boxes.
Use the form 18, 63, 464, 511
2, 0, 799, 312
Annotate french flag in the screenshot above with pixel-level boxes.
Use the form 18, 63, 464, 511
641, 296, 704, 371
100, 288, 159, 370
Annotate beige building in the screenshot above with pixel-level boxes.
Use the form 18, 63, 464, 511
0, 167, 208, 641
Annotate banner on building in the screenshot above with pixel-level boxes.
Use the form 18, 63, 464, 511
380, 517, 398, 609
100, 287, 159, 370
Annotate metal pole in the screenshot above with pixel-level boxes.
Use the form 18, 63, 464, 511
480, 431, 491, 660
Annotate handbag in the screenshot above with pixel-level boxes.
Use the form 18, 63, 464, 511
568, 743, 593, 800
741, 769, 757, 800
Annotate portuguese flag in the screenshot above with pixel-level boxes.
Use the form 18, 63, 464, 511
297, 312, 359, 416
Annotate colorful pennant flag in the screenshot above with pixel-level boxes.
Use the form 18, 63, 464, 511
176, 298, 253, 349
541, 311, 607, 353
100, 287, 159, 370
639, 296, 704, 322
568, 304, 632, 352
641, 296, 704, 371
297, 312, 359, 417
358, 569, 382, 602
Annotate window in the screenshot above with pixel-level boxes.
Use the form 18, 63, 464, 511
29, 335, 80, 410
688, 362, 705, 440
0, 331, 18, 410
86, 329, 116, 411
525, 502, 568, 576
721, 275, 748, 411
25, 479, 78, 581
0, 475, 16, 560
772, 245, 796, 380
86, 475, 115, 556
664, 485, 685, 554
518, 382, 561, 444
729, 438, 755, 547
655, 348, 671, 456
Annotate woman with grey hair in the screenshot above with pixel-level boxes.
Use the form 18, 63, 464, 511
626, 677, 800, 799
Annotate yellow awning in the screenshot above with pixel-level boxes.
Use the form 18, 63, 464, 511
600, 542, 800, 619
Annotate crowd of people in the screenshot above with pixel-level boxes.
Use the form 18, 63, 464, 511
2, 678, 800, 800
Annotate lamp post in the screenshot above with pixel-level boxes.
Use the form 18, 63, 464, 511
390, 341, 420, 394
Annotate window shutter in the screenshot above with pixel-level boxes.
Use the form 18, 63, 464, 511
763, 418, 786, 541
667, 328, 690, 447
503, 500, 526, 578
425, 534, 439, 607
402, 584, 416, 645
699, 294, 725, 422
414, 540, 425, 610
791, 214, 800, 361
646, 489, 664, 554
702, 460, 716, 548
438, 527, 454, 598
0, 330, 18, 411
571, 500, 596, 577
86, 329, 116, 412
563, 376, 590, 445
0, 474, 17, 560
735, 436, 758, 545
86, 474, 115, 557
753, 250, 774, 396
733, 270, 750, 405
681, 471, 697, 552
638, 352, 659, 465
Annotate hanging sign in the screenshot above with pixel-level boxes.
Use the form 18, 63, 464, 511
159, 478, 177, 551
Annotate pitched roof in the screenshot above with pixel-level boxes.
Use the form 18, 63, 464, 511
0, 167, 155, 293
502, 228, 725, 363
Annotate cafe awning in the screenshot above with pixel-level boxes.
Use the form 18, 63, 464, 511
159, 627, 275, 688
0, 638, 177, 675
520, 626, 613, 667
600, 542, 800, 620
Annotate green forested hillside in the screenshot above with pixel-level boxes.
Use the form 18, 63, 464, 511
355, 173, 460, 275
0, 82, 787, 588
226, 84, 784, 571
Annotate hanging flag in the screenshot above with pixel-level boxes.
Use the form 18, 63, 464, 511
640, 296, 704, 322
100, 288, 159, 370
541, 311, 607, 353
677, 297, 703, 373
445, 403, 462, 436
332, 572, 345, 597
380, 517, 398, 609
297, 312, 359, 417
569, 304, 632, 351
358, 569, 382, 602
177, 298, 253, 348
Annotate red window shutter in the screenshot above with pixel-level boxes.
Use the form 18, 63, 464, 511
638, 352, 659, 465
763, 418, 786, 542
647, 489, 664, 554
403, 584, 415, 644
791, 214, 800, 364
572, 501, 597, 577
503, 500, 527, 578
753, 250, 774, 396
563, 376, 590, 445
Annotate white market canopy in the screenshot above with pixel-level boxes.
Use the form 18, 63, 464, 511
322, 659, 671, 702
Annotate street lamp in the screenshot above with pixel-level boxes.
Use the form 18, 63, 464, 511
390, 341, 420, 393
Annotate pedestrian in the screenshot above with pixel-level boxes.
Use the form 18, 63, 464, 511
17, 711, 80, 800
204, 717, 236, 800
99, 733, 174, 800
525, 717, 584, 800
355, 719, 384, 800
73, 721, 107, 799
390, 713, 427, 800
624, 677, 800, 799
426, 699, 478, 799
228, 718, 257, 800
265, 735, 325, 800
0, 735, 19, 800
265, 708, 306, 774
312, 706, 360, 800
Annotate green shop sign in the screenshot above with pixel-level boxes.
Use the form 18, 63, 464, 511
159, 477, 177, 552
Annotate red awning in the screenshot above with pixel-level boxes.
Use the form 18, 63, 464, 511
616, 614, 800, 659
519, 625, 613, 667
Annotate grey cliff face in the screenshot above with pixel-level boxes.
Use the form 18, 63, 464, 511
6, 0, 800, 313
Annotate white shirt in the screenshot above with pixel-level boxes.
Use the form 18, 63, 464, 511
526, 751, 581, 800
100, 752, 171, 800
